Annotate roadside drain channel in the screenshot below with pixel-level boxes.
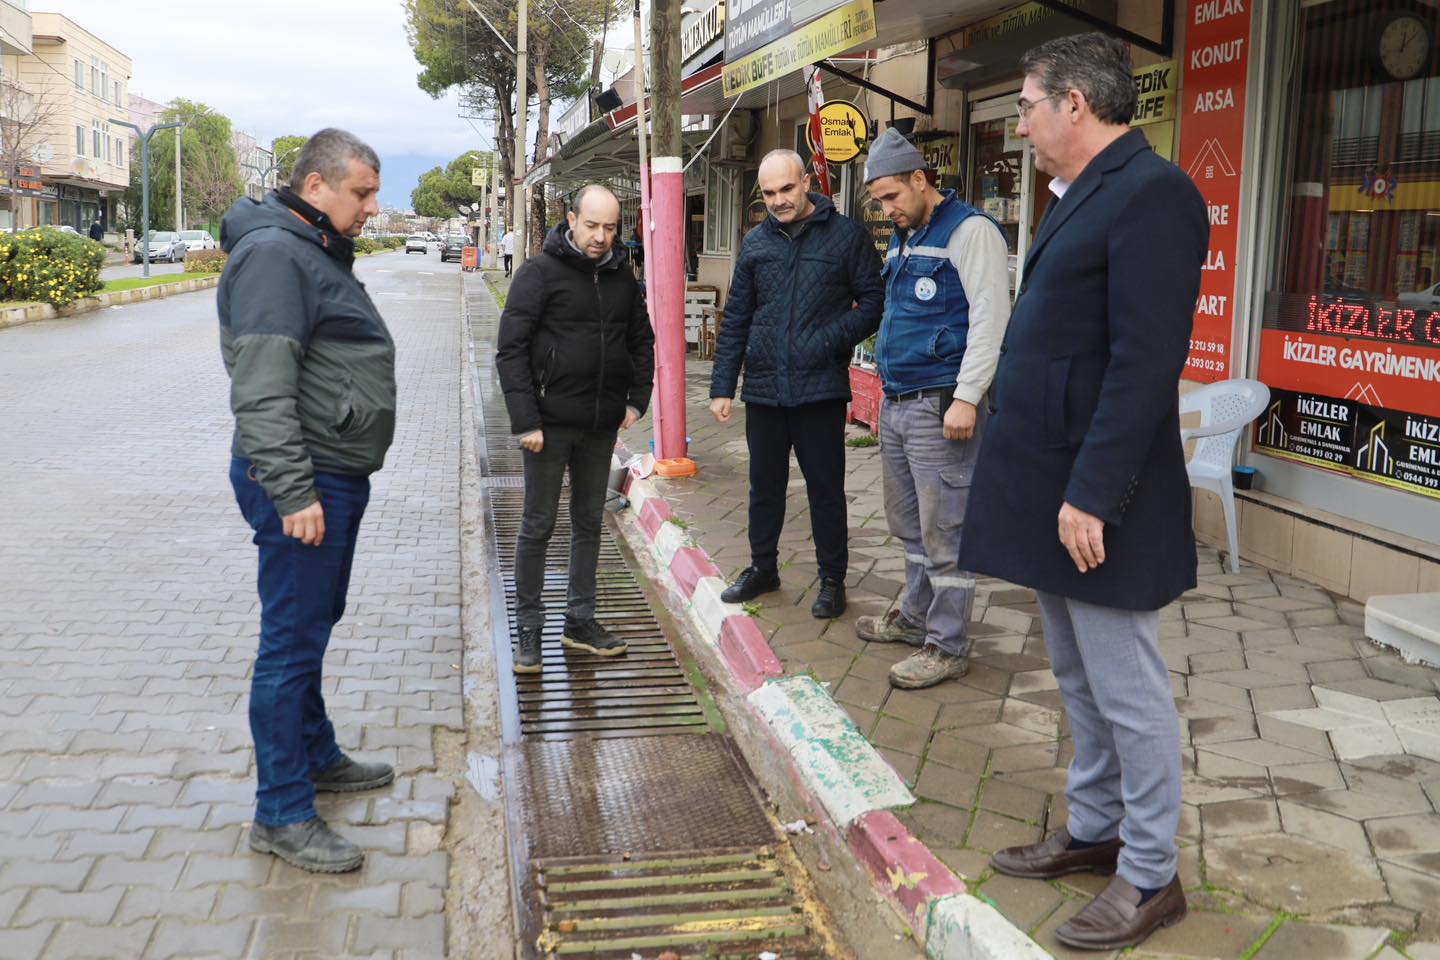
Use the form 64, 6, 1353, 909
466, 276, 845, 958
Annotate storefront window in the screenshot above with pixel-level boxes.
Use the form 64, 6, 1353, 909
703, 161, 735, 254
1259, 2, 1440, 500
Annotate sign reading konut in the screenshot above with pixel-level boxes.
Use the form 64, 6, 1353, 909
722, 0, 875, 98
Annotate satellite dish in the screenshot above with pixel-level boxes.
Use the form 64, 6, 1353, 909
31, 142, 54, 164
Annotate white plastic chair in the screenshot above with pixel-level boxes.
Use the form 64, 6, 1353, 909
1180, 379, 1271, 573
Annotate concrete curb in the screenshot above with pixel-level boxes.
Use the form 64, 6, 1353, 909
0, 274, 221, 330
615, 451, 1040, 958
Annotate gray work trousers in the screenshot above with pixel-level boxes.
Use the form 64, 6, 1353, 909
1035, 590, 1181, 890
879, 392, 984, 657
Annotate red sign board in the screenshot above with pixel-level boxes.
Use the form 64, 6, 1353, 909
1177, 0, 1252, 382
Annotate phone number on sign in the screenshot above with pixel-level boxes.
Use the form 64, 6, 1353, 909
1186, 356, 1227, 374
1189, 339, 1226, 355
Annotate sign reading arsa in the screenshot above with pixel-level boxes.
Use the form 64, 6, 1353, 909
804, 99, 868, 164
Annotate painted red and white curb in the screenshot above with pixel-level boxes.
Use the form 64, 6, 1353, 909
613, 453, 1045, 959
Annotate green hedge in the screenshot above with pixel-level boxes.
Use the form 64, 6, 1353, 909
0, 228, 105, 306
380, 236, 404, 249
184, 250, 227, 274
353, 237, 377, 255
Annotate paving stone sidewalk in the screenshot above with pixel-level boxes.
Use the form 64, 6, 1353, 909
0, 260, 463, 959
620, 357, 1440, 960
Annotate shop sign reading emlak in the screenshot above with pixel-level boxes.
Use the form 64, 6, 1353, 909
1177, 0, 1251, 383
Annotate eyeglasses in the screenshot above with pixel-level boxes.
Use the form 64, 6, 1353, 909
1016, 92, 1066, 121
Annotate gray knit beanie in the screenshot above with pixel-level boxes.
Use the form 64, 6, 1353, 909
862, 127, 928, 185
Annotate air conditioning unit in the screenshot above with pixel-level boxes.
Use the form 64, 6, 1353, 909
714, 115, 755, 166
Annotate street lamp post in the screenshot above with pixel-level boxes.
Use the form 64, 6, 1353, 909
111, 118, 182, 278
240, 146, 301, 199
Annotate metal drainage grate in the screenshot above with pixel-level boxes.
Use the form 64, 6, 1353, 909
488, 490, 627, 573
488, 487, 706, 740
533, 850, 831, 959
506, 574, 707, 740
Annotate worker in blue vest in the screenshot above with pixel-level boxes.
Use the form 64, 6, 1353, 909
854, 128, 1011, 689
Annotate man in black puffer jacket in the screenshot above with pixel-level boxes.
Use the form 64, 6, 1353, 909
496, 185, 655, 674
710, 149, 884, 619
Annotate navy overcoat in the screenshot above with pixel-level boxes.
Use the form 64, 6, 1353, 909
958, 129, 1209, 611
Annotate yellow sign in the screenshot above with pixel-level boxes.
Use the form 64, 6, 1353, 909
919, 134, 961, 176
722, 0, 876, 98
1132, 60, 1177, 127
806, 100, 868, 164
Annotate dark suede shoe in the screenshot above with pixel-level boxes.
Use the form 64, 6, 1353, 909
309, 755, 395, 793
720, 566, 780, 603
1056, 874, 1186, 950
561, 617, 628, 656
514, 625, 543, 674
810, 577, 846, 619
250, 816, 363, 873
989, 827, 1123, 879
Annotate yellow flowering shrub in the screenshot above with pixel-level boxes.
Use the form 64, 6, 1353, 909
0, 228, 105, 306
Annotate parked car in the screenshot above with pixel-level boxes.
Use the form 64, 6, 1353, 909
1398, 282, 1440, 311
134, 231, 188, 263
405, 234, 429, 254
440, 236, 469, 263
57, 225, 80, 235
180, 230, 217, 252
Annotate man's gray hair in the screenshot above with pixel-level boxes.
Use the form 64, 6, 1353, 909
1020, 33, 1137, 126
759, 148, 806, 177
289, 128, 380, 190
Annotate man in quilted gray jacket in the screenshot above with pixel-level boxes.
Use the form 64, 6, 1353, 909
710, 149, 883, 619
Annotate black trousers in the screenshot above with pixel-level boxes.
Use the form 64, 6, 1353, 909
514, 425, 617, 629
503, 254, 514, 276
744, 399, 848, 581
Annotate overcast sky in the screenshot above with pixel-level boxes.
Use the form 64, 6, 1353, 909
44, 1, 492, 209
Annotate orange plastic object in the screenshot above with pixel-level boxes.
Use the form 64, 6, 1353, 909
462, 245, 479, 271
653, 457, 697, 478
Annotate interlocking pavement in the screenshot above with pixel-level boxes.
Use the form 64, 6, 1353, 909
620, 356, 1440, 960
0, 256, 463, 959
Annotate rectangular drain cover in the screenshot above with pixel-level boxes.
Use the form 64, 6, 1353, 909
533, 850, 832, 958
510, 735, 775, 860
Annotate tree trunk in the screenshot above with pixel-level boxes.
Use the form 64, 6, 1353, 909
530, 41, 552, 255
494, 83, 516, 229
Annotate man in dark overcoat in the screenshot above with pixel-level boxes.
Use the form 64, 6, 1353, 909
960, 34, 1208, 951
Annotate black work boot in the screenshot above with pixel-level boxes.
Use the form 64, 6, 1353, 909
720, 566, 781, 604
309, 755, 395, 793
514, 625, 543, 674
562, 617, 628, 656
250, 816, 363, 873
810, 577, 847, 619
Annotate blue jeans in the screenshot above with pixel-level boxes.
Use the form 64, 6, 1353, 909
231, 458, 370, 827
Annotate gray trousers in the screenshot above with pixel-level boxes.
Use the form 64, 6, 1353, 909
1035, 590, 1180, 890
879, 393, 984, 657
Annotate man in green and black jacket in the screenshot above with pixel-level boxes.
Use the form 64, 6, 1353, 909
220, 129, 397, 875
496, 185, 655, 676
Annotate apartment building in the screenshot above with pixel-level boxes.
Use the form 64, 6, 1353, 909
12, 11, 131, 230
232, 130, 274, 201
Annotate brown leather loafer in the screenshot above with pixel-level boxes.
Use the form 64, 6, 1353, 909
989, 827, 1122, 879
1056, 874, 1186, 951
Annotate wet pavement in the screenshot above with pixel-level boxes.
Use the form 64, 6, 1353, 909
613, 351, 1440, 960
0, 253, 463, 959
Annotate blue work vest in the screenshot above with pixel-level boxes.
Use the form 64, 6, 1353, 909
877, 192, 1002, 396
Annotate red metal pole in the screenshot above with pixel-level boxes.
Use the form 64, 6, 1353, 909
649, 156, 688, 462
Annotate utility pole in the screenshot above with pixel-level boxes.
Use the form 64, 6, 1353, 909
513, 0, 528, 268
175, 126, 182, 231
111, 118, 182, 278
648, 0, 691, 469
